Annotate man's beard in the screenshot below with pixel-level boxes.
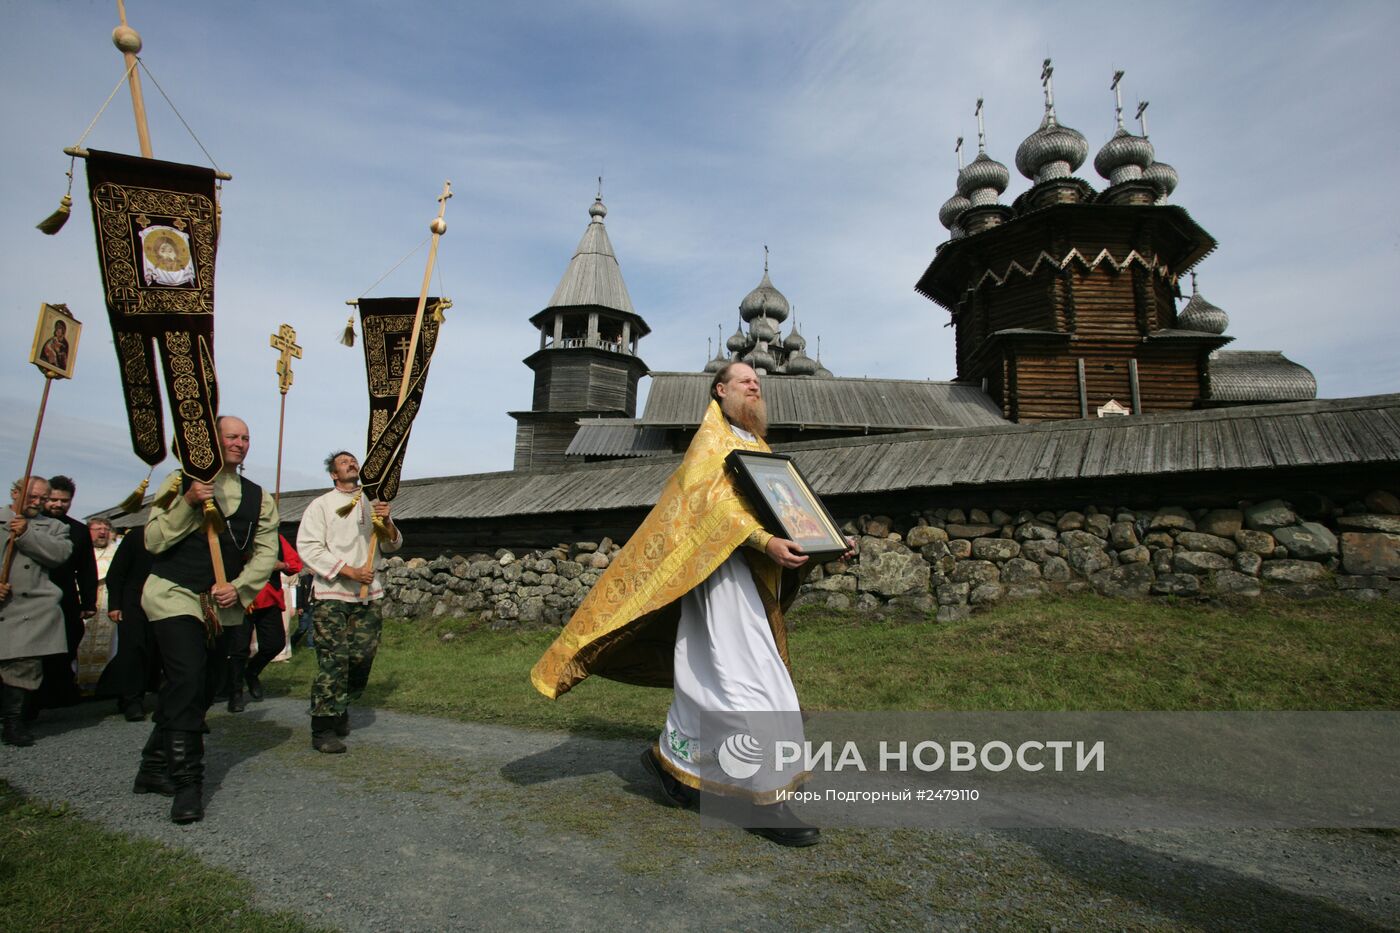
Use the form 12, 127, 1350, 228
722, 394, 768, 438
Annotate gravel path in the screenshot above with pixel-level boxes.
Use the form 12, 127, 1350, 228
3, 698, 1399, 932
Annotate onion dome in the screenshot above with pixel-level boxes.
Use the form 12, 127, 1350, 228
749, 315, 779, 343
588, 197, 607, 221
1143, 160, 1179, 203
815, 361, 834, 378
739, 266, 790, 323
786, 350, 818, 375
957, 152, 1010, 206
726, 324, 751, 354
703, 351, 727, 374
939, 191, 972, 234
783, 327, 806, 353
1016, 112, 1088, 183
745, 345, 776, 373
1094, 128, 1154, 185
1178, 273, 1228, 335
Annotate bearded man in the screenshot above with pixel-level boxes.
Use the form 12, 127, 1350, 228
532, 362, 849, 847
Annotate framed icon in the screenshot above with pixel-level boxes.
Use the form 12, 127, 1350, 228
725, 449, 847, 561
30, 303, 81, 380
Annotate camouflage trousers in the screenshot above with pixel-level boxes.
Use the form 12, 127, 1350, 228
309, 600, 382, 717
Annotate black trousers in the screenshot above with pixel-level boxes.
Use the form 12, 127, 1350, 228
97, 609, 163, 701
228, 604, 287, 680
151, 615, 226, 733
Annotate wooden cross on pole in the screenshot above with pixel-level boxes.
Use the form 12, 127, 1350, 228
269, 323, 301, 502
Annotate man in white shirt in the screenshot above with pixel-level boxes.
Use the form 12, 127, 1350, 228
295, 451, 401, 753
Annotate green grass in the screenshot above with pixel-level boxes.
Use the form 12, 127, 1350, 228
0, 781, 326, 933
261, 594, 1400, 740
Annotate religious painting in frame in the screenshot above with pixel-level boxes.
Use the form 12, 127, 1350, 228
29, 303, 82, 380
725, 450, 847, 561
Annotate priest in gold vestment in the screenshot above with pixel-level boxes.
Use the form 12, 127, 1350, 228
532, 362, 844, 847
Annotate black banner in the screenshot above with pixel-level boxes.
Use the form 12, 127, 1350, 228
356, 297, 442, 502
85, 150, 222, 480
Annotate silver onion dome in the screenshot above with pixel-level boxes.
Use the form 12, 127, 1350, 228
745, 345, 776, 373
703, 352, 727, 374
785, 350, 818, 375
739, 270, 790, 323
749, 315, 779, 343
588, 197, 607, 221
1015, 113, 1089, 183
957, 152, 1010, 206
939, 191, 972, 232
783, 324, 806, 352
1178, 274, 1228, 335
726, 324, 751, 354
1143, 160, 1179, 203
1094, 128, 1155, 185
815, 362, 834, 378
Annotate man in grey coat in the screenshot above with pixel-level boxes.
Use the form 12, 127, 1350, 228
0, 476, 72, 747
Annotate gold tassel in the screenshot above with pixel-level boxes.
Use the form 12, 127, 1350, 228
335, 488, 362, 518
339, 315, 356, 347
152, 469, 182, 509
372, 515, 391, 540
116, 468, 155, 514
36, 194, 73, 235
431, 298, 452, 324
202, 498, 226, 533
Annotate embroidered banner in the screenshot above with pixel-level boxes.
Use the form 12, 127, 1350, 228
356, 297, 443, 501
85, 150, 223, 480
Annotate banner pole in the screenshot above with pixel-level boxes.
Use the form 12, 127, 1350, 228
113, 0, 154, 159
1, 377, 55, 587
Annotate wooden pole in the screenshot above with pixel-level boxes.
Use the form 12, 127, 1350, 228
1, 377, 55, 587
275, 392, 286, 504
361, 181, 451, 598
113, 0, 153, 159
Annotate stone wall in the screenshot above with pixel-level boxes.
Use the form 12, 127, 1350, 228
379, 491, 1400, 624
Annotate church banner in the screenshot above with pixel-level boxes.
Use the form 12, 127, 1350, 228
85, 149, 223, 481
356, 297, 443, 502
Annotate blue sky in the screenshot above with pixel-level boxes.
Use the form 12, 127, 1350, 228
2, 1, 1398, 516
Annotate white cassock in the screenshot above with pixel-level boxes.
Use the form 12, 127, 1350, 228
657, 425, 806, 800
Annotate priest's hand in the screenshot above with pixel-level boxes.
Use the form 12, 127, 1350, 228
841, 536, 858, 560
766, 537, 809, 569
210, 582, 239, 608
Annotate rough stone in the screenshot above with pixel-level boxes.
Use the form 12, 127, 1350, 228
1118, 546, 1150, 564
811, 573, 857, 593
936, 582, 970, 605
1336, 514, 1400, 534
855, 593, 883, 611
1003, 582, 1048, 601
1066, 546, 1114, 576
1152, 548, 1175, 574
1041, 556, 1072, 582
1364, 490, 1400, 515
968, 508, 991, 524
1260, 560, 1329, 584
945, 523, 1002, 540
1143, 532, 1174, 550
990, 509, 1012, 527
1340, 533, 1400, 577
1057, 511, 1085, 531
556, 560, 582, 580
969, 583, 1005, 606
519, 597, 547, 624
573, 542, 598, 554
888, 594, 936, 613
1149, 507, 1195, 531
863, 515, 894, 538
1244, 499, 1297, 532
1036, 511, 1058, 525
825, 594, 852, 611
905, 525, 949, 548
1233, 530, 1276, 555
1152, 573, 1201, 597
1061, 530, 1107, 550
855, 548, 930, 597
1234, 552, 1262, 576
1089, 562, 1154, 598
1211, 570, 1261, 597
1021, 540, 1061, 563
1000, 558, 1042, 583
1173, 551, 1231, 573
971, 538, 1021, 562
951, 560, 1000, 586
946, 539, 973, 560
502, 562, 523, 583
1272, 523, 1338, 560
1175, 532, 1238, 557
1269, 583, 1332, 600
1014, 522, 1058, 542
1197, 509, 1244, 538
1345, 589, 1384, 602
589, 552, 611, 570
1109, 522, 1140, 550
1336, 574, 1391, 590
936, 605, 971, 623
1085, 514, 1112, 539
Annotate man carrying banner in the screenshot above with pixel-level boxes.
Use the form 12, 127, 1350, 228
135, 415, 277, 824
296, 451, 401, 754
0, 477, 72, 747
532, 362, 849, 847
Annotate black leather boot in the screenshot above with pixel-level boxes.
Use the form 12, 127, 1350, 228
132, 726, 176, 796
312, 715, 346, 754
746, 802, 821, 848
226, 656, 247, 713
335, 712, 350, 737
244, 669, 264, 701
167, 730, 205, 824
1, 685, 35, 747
